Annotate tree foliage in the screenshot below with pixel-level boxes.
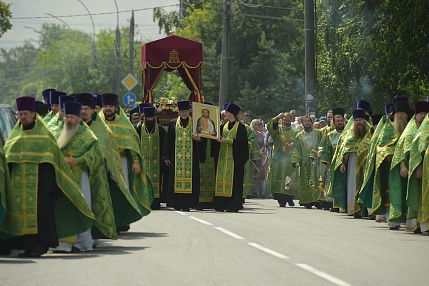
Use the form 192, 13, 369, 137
316, 0, 429, 114
0, 2, 12, 38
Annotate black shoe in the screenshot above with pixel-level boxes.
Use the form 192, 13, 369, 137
305, 204, 312, 209
18, 251, 32, 258
117, 225, 130, 232
182, 208, 190, 212
279, 203, 286, 207
315, 202, 323, 209
414, 227, 422, 234
30, 246, 48, 257
353, 214, 362, 219
214, 208, 224, 212
389, 225, 400, 230
71, 246, 81, 253
288, 201, 295, 207
196, 207, 204, 211
330, 208, 339, 213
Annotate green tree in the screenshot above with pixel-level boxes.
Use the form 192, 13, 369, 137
0, 2, 12, 38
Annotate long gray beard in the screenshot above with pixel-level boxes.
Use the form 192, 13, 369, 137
57, 123, 79, 149
394, 118, 407, 135
353, 124, 367, 139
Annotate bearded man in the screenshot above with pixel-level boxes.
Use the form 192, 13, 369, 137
136, 106, 167, 210
99, 93, 153, 226
55, 101, 116, 251
329, 109, 371, 215
320, 108, 345, 211
372, 97, 410, 228
0, 97, 94, 257
389, 101, 429, 230
292, 115, 322, 208
46, 95, 75, 138
267, 112, 299, 207
75, 93, 143, 229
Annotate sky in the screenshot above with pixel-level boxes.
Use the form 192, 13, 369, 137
0, 0, 179, 50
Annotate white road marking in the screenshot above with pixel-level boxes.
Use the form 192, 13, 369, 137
181, 213, 352, 286
189, 216, 213, 225
247, 242, 290, 259
296, 264, 352, 286
175, 211, 188, 216
214, 227, 245, 240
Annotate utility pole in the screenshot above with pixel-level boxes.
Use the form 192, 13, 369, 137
114, 0, 120, 95
219, 0, 230, 106
128, 10, 134, 74
304, 0, 315, 115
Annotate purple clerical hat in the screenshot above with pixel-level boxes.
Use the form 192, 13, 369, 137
414, 101, 429, 114
42, 88, 56, 101
59, 95, 76, 109
75, 93, 95, 108
352, 108, 366, 120
64, 101, 82, 117
138, 103, 153, 114
16, 96, 36, 112
143, 107, 156, 117
356, 100, 372, 115
177, 100, 190, 111
371, 114, 383, 125
50, 91, 67, 105
101, 93, 119, 106
225, 102, 240, 116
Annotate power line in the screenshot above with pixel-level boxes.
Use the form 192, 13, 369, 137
239, 13, 304, 22
238, 1, 304, 11
12, 4, 179, 20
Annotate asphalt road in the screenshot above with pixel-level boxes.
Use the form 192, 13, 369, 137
1, 198, 428, 286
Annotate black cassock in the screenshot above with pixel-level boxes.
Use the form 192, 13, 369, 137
162, 117, 205, 210
211, 121, 249, 212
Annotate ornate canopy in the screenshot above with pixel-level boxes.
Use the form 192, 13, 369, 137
141, 35, 204, 103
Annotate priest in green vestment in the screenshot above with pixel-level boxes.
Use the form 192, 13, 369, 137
212, 102, 249, 212
389, 101, 429, 228
0, 97, 95, 257
55, 101, 117, 251
407, 111, 429, 232
329, 109, 372, 215
162, 100, 204, 211
238, 108, 254, 199
99, 94, 153, 224
46, 95, 75, 138
372, 97, 410, 229
43, 90, 66, 124
267, 112, 299, 207
136, 106, 167, 210
75, 93, 143, 228
320, 108, 345, 211
292, 115, 322, 208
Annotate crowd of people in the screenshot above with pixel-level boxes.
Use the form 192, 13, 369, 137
1, 90, 428, 258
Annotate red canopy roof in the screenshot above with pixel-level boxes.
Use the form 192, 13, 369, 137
141, 35, 203, 69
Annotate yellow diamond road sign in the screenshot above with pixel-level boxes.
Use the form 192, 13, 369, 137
121, 73, 138, 91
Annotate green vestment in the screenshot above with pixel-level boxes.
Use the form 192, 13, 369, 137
267, 116, 299, 196
389, 116, 418, 223
292, 128, 322, 204
139, 122, 164, 199
358, 116, 386, 208
200, 139, 215, 203
372, 119, 398, 215
0, 116, 95, 238
0, 140, 12, 224
329, 122, 371, 212
421, 148, 429, 226
46, 112, 64, 138
407, 114, 429, 222
99, 107, 153, 216
59, 122, 117, 239
216, 121, 239, 197
43, 110, 54, 124
88, 113, 142, 227
320, 129, 342, 201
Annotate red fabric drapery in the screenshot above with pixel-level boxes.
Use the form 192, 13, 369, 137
141, 35, 204, 103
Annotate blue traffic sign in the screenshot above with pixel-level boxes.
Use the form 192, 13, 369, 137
122, 93, 137, 107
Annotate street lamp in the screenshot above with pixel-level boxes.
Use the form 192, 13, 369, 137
45, 13, 71, 29
76, 0, 97, 67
